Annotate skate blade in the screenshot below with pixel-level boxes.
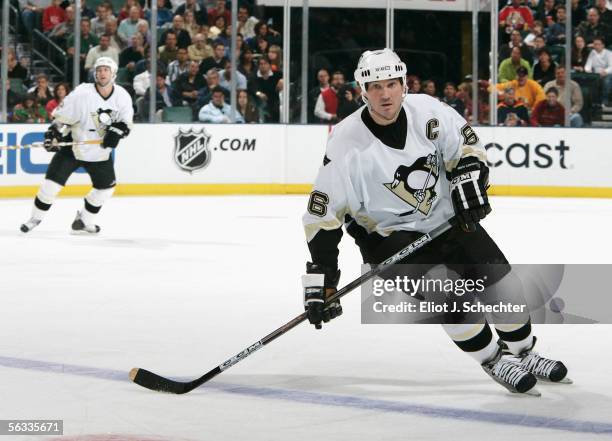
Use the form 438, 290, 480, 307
538, 376, 573, 385
510, 387, 541, 397
70, 229, 100, 236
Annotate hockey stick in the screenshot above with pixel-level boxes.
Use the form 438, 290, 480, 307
129, 219, 456, 394
0, 139, 102, 150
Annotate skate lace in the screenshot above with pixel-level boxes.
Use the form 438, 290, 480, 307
521, 352, 557, 378
492, 359, 528, 387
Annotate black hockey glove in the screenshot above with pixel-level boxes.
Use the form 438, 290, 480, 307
102, 121, 130, 149
302, 262, 342, 330
43, 125, 64, 152
450, 157, 492, 233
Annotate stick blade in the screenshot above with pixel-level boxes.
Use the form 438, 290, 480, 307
129, 367, 192, 394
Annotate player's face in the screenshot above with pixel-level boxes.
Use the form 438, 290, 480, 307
96, 66, 112, 87
366, 78, 404, 121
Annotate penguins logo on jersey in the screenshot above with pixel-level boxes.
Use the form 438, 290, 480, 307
383, 153, 439, 216
173, 128, 212, 173
92, 108, 118, 135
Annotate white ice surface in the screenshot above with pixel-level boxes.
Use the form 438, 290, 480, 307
1, 195, 612, 441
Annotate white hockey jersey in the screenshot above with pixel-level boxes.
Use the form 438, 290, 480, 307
52, 83, 134, 162
303, 94, 487, 243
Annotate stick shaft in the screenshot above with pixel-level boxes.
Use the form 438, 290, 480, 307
0, 139, 102, 150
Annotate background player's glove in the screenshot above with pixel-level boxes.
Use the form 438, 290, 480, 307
450, 157, 492, 233
102, 121, 130, 149
302, 262, 342, 329
43, 125, 63, 152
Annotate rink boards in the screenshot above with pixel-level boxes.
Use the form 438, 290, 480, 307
0, 123, 610, 198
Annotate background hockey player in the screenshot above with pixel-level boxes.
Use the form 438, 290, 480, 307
302, 48, 569, 395
20, 56, 133, 234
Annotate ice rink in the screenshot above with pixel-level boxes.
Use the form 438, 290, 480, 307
1, 194, 612, 441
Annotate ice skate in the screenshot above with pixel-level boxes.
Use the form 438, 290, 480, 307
71, 211, 101, 235
502, 338, 571, 384
482, 347, 540, 396
20, 218, 41, 233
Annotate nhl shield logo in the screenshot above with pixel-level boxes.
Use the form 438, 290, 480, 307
174, 128, 212, 173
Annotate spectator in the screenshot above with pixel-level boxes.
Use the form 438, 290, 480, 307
524, 20, 545, 47
160, 14, 192, 49
496, 66, 546, 110
500, 30, 534, 61
534, 0, 556, 27
442, 82, 465, 116
248, 56, 282, 122
570, 0, 587, 27
45, 82, 70, 116
407, 75, 421, 93
119, 32, 146, 69
91, 3, 111, 37
576, 8, 612, 46
67, 18, 99, 58
209, 15, 226, 40
249, 21, 282, 49
236, 5, 258, 40
199, 86, 244, 123
159, 31, 179, 65
144, 72, 174, 119
19, 0, 47, 35
544, 66, 584, 127
531, 36, 547, 58
207, 0, 230, 27
307, 68, 329, 123
78, 0, 96, 20
499, 0, 534, 36
43, 0, 66, 33
49, 5, 75, 47
267, 44, 282, 73
422, 80, 437, 97
497, 86, 530, 126
183, 10, 201, 39
533, 48, 557, 86
546, 6, 567, 45
85, 34, 120, 71
595, 0, 612, 27
105, 17, 127, 50
12, 95, 48, 123
254, 36, 269, 56
117, 0, 143, 23
499, 46, 533, 82
238, 47, 256, 76
5, 80, 25, 114
167, 47, 191, 83
198, 42, 228, 76
530, 87, 565, 126
7, 49, 28, 81
314, 70, 344, 123
220, 29, 244, 59
572, 35, 591, 72
118, 6, 147, 42
146, 0, 173, 28
237, 89, 259, 123
219, 61, 247, 90
133, 60, 152, 96
136, 20, 151, 47
197, 68, 228, 107
188, 33, 213, 62
175, 0, 207, 26
173, 61, 205, 107
585, 37, 612, 106
336, 83, 361, 120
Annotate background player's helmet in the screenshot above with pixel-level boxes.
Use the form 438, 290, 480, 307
354, 48, 407, 105
93, 57, 118, 84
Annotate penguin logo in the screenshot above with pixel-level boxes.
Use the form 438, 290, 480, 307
384, 153, 439, 216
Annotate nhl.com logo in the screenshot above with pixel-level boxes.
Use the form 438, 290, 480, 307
174, 127, 212, 173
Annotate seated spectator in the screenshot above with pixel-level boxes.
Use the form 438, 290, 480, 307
219, 61, 247, 90
534, 0, 556, 27
499, 46, 533, 82
585, 37, 612, 106
183, 10, 201, 39
106, 17, 128, 50
197, 68, 228, 107
45, 82, 69, 116
7, 49, 28, 81
144, 72, 174, 118
572, 35, 591, 72
119, 32, 146, 70
497, 86, 530, 126
198, 42, 228, 76
27, 73, 53, 106
133, 60, 153, 96
136, 20, 151, 47
43, 0, 66, 33
267, 45, 282, 73
237, 5, 259, 40
79, 0, 96, 20
238, 47, 256, 77
173, 61, 205, 107
208, 15, 226, 40
20, 0, 46, 35
546, 6, 567, 45
524, 20, 544, 47
159, 31, 179, 65
407, 75, 421, 93
188, 33, 213, 62
237, 89, 259, 123
307, 68, 329, 123
198, 86, 244, 123
118, 6, 147, 42
167, 47, 191, 84
499, 0, 534, 36
66, 18, 99, 80
530, 87, 565, 126
544, 66, 584, 127
496, 66, 546, 110
248, 56, 282, 122
533, 48, 557, 86
160, 15, 192, 49
218, 29, 244, 59
314, 70, 344, 123
337, 83, 361, 120
207, 0, 230, 27
530, 36, 547, 63
175, 0, 207, 26
12, 95, 48, 123
576, 8, 612, 46
145, 0, 173, 28
5, 80, 25, 115
49, 5, 75, 48
117, 0, 143, 24
500, 30, 534, 62
85, 34, 120, 72
422, 80, 437, 97
254, 36, 269, 56
571, 0, 587, 28
250, 21, 282, 48
442, 82, 465, 116
91, 3, 111, 37
595, 0, 612, 27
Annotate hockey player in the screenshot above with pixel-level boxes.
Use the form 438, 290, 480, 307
20, 57, 133, 234
301, 49, 569, 395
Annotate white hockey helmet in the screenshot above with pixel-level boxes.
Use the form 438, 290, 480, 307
354, 48, 407, 104
93, 56, 118, 84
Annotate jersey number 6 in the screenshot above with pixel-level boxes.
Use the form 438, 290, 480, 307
308, 191, 329, 217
